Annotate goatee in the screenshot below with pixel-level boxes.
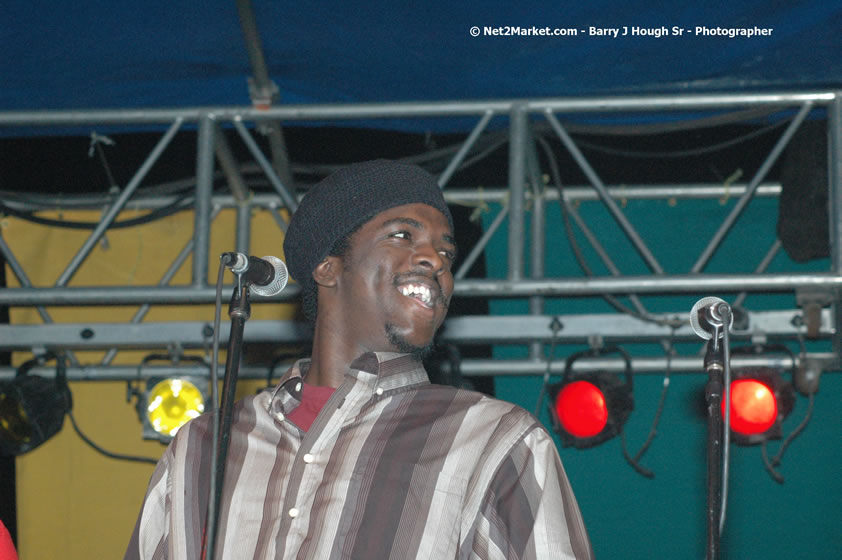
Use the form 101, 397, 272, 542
385, 323, 435, 360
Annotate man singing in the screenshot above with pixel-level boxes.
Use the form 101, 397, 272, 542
126, 159, 592, 559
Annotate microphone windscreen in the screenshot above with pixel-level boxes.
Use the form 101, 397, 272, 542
689, 296, 730, 340
249, 256, 289, 297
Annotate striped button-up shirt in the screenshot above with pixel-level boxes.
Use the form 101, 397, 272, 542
126, 352, 593, 559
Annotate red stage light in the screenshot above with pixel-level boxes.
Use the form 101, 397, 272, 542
722, 379, 777, 436
712, 364, 795, 446
555, 380, 608, 437
548, 347, 634, 449
555, 381, 608, 437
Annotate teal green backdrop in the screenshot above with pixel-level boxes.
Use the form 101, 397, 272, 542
483, 196, 842, 559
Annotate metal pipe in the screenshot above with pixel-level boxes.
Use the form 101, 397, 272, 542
3, 272, 842, 306
829, 94, 842, 357
508, 105, 527, 281
232, 118, 298, 212
0, 91, 837, 126
0, 183, 784, 214
446, 355, 808, 376
215, 127, 253, 254
266, 130, 295, 188
527, 135, 546, 360
438, 110, 494, 188
215, 128, 250, 202
55, 118, 183, 287
562, 190, 654, 318
454, 205, 508, 280
266, 205, 289, 233
545, 109, 664, 274
565, 203, 620, 274
100, 206, 223, 366
214, 128, 253, 253
733, 239, 782, 309
0, 235, 80, 365
692, 102, 813, 272
829, 94, 842, 274
235, 0, 272, 88
0, 234, 53, 325
452, 273, 842, 296
5, 353, 836, 381
235, 201, 251, 256
0, 308, 829, 350
0, 285, 299, 306
446, 184, 783, 203
193, 116, 216, 287
235, 0, 294, 188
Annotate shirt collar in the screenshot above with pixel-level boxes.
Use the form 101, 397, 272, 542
270, 351, 430, 409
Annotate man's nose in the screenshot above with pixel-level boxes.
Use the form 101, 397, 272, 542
412, 242, 445, 273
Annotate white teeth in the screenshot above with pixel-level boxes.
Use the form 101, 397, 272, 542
399, 283, 432, 306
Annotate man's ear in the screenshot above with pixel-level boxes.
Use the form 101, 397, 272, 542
312, 256, 341, 288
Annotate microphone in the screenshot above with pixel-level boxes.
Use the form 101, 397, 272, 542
222, 253, 288, 296
689, 296, 733, 340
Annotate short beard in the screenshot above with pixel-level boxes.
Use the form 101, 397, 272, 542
385, 323, 435, 360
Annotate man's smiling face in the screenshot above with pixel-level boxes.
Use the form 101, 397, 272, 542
331, 203, 456, 358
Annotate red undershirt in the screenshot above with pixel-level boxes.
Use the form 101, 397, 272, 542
286, 382, 336, 432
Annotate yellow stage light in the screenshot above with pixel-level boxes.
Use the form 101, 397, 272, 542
143, 378, 206, 440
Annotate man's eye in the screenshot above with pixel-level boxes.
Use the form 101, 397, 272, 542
439, 250, 455, 261
390, 231, 410, 240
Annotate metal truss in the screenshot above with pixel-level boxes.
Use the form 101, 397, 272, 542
1, 90, 841, 380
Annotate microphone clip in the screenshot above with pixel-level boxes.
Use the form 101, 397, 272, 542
703, 334, 725, 372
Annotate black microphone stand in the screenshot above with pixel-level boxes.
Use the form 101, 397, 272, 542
203, 279, 251, 560
703, 328, 725, 560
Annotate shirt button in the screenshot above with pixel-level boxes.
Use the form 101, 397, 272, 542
303, 453, 314, 463
375, 387, 384, 396
295, 382, 302, 392
288, 507, 299, 518
278, 413, 285, 422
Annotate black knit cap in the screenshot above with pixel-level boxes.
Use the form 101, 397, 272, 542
283, 159, 453, 289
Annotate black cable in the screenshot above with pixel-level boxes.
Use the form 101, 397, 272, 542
0, 192, 193, 230
761, 440, 785, 484
536, 134, 682, 329
405, 131, 510, 173
451, 137, 509, 173
729, 342, 808, 484
203, 254, 230, 560
769, 393, 815, 473
534, 317, 563, 418
618, 328, 675, 479
0, 176, 199, 210
761, 393, 815, 486
544, 135, 642, 319
758, 327, 815, 484
45, 349, 159, 465
571, 119, 787, 159
538, 106, 786, 137
67, 410, 157, 465
620, 430, 654, 478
